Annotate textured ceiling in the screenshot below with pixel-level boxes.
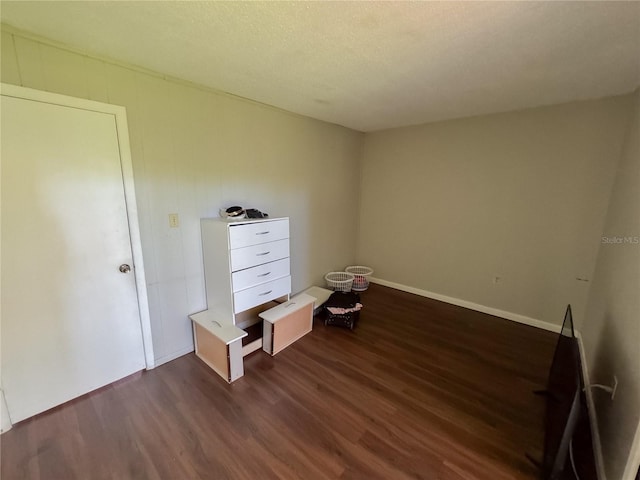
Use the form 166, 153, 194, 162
1, 1, 639, 132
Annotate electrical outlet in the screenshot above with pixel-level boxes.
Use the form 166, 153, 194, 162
168, 213, 180, 228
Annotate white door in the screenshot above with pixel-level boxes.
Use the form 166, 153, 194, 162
1, 89, 147, 423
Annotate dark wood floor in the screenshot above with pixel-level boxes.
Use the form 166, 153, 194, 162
1, 284, 559, 480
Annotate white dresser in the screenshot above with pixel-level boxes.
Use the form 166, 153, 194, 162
201, 217, 291, 325
191, 217, 292, 382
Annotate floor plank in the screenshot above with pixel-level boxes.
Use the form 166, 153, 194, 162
1, 284, 558, 479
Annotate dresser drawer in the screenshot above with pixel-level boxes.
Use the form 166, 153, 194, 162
229, 219, 289, 249
233, 276, 291, 314
231, 257, 290, 292
230, 239, 289, 272
260, 293, 315, 356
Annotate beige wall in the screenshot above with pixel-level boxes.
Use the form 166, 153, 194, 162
1, 28, 363, 365
358, 96, 633, 328
582, 89, 640, 480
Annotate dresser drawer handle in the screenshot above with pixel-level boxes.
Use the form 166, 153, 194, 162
256, 231, 270, 235
259, 290, 273, 296
257, 272, 271, 277
256, 251, 270, 256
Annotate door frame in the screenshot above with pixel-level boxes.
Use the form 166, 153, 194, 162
0, 82, 155, 370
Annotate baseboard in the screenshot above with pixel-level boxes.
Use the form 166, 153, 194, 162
369, 277, 560, 333
575, 332, 608, 480
1, 389, 12, 434
153, 344, 195, 368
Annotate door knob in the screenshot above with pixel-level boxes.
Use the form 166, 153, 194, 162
119, 264, 131, 273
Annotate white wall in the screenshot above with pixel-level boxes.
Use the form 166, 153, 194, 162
581, 89, 640, 480
358, 96, 633, 328
1, 28, 363, 365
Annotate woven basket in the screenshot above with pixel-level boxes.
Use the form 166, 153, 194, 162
324, 272, 355, 292
345, 265, 374, 291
